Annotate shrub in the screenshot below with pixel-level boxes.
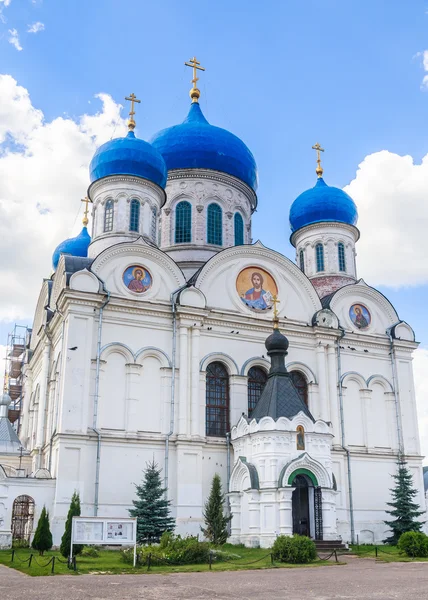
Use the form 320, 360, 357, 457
398, 531, 428, 557
60, 491, 83, 558
81, 546, 100, 558
122, 533, 211, 565
31, 506, 53, 556
272, 534, 317, 564
12, 539, 29, 549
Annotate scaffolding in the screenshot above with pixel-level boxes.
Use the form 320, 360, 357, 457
3, 324, 31, 433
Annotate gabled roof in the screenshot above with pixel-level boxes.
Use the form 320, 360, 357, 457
0, 417, 22, 454
250, 371, 314, 422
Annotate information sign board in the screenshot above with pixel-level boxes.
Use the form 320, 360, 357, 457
71, 517, 137, 566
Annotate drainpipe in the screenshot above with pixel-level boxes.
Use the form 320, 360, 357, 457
92, 286, 111, 516
165, 284, 189, 496
387, 327, 404, 458
336, 324, 356, 544
226, 432, 232, 533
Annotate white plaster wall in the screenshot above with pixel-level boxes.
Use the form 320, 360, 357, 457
160, 169, 255, 273
292, 222, 358, 280
88, 175, 165, 258
18, 230, 424, 546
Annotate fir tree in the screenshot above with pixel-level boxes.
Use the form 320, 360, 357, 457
60, 491, 83, 558
129, 460, 175, 543
201, 473, 231, 545
383, 461, 425, 544
31, 506, 53, 556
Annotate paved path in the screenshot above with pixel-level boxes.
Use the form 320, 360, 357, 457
0, 557, 427, 600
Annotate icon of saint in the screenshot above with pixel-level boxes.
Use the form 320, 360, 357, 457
128, 268, 150, 293
353, 305, 369, 329
241, 272, 273, 310
296, 426, 305, 450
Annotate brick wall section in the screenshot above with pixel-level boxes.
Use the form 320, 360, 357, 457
311, 275, 355, 298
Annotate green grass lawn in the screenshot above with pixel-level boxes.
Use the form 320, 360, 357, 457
0, 544, 337, 577
347, 544, 428, 562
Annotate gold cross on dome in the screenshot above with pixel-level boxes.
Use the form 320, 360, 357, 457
185, 56, 205, 103
272, 295, 280, 328
81, 196, 92, 227
125, 93, 141, 130
312, 142, 325, 178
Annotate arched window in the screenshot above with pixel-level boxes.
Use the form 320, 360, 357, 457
175, 201, 192, 243
338, 242, 346, 272
299, 249, 305, 273
129, 199, 140, 232
234, 212, 244, 246
11, 495, 35, 542
104, 199, 114, 232
248, 366, 267, 416
290, 371, 308, 407
315, 243, 324, 272
207, 203, 223, 245
151, 207, 157, 241
206, 362, 229, 436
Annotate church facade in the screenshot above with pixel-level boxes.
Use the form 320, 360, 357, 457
0, 64, 425, 548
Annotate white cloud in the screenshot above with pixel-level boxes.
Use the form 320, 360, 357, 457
415, 50, 428, 88
27, 21, 44, 34
8, 28, 22, 51
344, 150, 428, 287
413, 348, 428, 465
0, 74, 127, 321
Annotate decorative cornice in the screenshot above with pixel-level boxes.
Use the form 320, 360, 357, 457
291, 221, 360, 247
166, 168, 257, 211
88, 174, 167, 206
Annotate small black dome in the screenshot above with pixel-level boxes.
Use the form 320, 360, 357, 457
265, 328, 289, 353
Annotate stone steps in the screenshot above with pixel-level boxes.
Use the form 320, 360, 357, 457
315, 540, 348, 552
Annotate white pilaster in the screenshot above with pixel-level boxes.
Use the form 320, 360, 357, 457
35, 340, 50, 454
278, 487, 293, 535
326, 344, 340, 444
190, 327, 200, 437
316, 343, 328, 421
321, 489, 339, 540
178, 325, 189, 436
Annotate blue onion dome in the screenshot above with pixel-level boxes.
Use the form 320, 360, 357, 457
89, 131, 167, 189
52, 226, 91, 270
150, 103, 258, 191
289, 177, 358, 233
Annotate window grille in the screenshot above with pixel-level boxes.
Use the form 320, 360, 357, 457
248, 366, 267, 416
151, 207, 157, 241
11, 495, 35, 542
129, 199, 140, 232
207, 203, 223, 245
206, 362, 229, 436
299, 249, 305, 273
338, 242, 346, 272
234, 212, 244, 246
104, 200, 114, 232
175, 201, 192, 243
290, 371, 308, 406
315, 243, 324, 272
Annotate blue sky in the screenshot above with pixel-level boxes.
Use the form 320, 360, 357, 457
0, 1, 427, 345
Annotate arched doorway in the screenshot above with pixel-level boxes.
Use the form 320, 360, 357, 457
11, 495, 35, 543
292, 474, 311, 536
290, 471, 323, 540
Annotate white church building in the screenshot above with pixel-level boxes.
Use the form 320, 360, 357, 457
0, 62, 425, 549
